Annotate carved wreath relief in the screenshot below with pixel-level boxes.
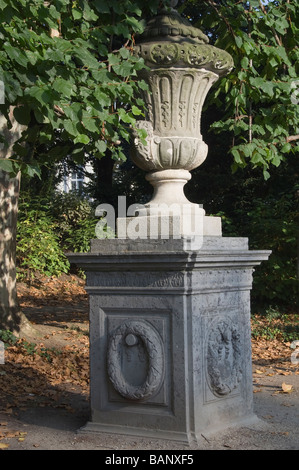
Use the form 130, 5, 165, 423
206, 319, 242, 397
107, 320, 164, 401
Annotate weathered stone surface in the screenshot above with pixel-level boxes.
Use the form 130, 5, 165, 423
69, 237, 270, 443
130, 6, 233, 222
66, 6, 270, 445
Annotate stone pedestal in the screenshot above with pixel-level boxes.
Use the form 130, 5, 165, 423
68, 236, 270, 444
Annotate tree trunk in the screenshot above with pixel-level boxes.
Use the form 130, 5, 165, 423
94, 150, 115, 205
0, 109, 32, 335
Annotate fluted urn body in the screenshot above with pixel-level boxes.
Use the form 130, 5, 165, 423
132, 6, 233, 211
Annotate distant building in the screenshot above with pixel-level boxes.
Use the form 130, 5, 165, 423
56, 161, 93, 194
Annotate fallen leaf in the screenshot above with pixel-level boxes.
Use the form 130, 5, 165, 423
0, 443, 9, 449
282, 382, 293, 393
255, 369, 264, 374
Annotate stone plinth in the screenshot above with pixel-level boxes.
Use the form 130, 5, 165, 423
68, 237, 270, 444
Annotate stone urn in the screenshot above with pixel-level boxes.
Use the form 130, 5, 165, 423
132, 2, 233, 215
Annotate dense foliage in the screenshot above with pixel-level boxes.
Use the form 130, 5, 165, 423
16, 192, 101, 280
1, 0, 298, 311
179, 0, 299, 179
0, 0, 171, 176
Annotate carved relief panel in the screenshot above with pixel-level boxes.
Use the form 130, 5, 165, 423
104, 311, 171, 408
107, 319, 165, 401
202, 310, 245, 403
206, 319, 242, 397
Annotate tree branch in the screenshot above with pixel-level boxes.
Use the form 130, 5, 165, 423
259, 0, 282, 47
286, 135, 299, 143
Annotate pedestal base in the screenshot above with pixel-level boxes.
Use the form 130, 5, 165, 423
79, 413, 261, 444
69, 237, 270, 445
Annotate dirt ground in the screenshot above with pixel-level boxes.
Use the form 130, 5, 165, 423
0, 275, 298, 451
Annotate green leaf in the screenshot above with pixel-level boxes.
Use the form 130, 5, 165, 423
119, 47, 131, 59
118, 108, 135, 124
107, 53, 119, 66
63, 119, 79, 137
95, 140, 107, 153
27, 86, 53, 105
231, 148, 242, 164
74, 134, 90, 144
94, 89, 111, 107
72, 8, 82, 20
131, 105, 142, 116
93, 0, 110, 14
24, 163, 41, 178
82, 112, 99, 132
3, 43, 28, 68
281, 143, 291, 153
0, 158, 14, 173
25, 50, 40, 66
235, 36, 243, 48
241, 57, 249, 69
75, 48, 99, 69
137, 80, 149, 91
13, 106, 31, 125
63, 102, 82, 122
53, 78, 74, 98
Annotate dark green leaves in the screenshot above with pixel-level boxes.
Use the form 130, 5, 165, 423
0, 157, 15, 173
53, 78, 75, 98
198, 0, 299, 177
0, 0, 166, 170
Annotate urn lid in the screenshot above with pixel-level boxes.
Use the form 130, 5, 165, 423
138, 6, 209, 45
134, 6, 234, 76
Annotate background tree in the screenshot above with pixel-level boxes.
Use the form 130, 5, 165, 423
0, 0, 172, 333
1, 0, 298, 335
178, 0, 298, 177
179, 0, 299, 308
